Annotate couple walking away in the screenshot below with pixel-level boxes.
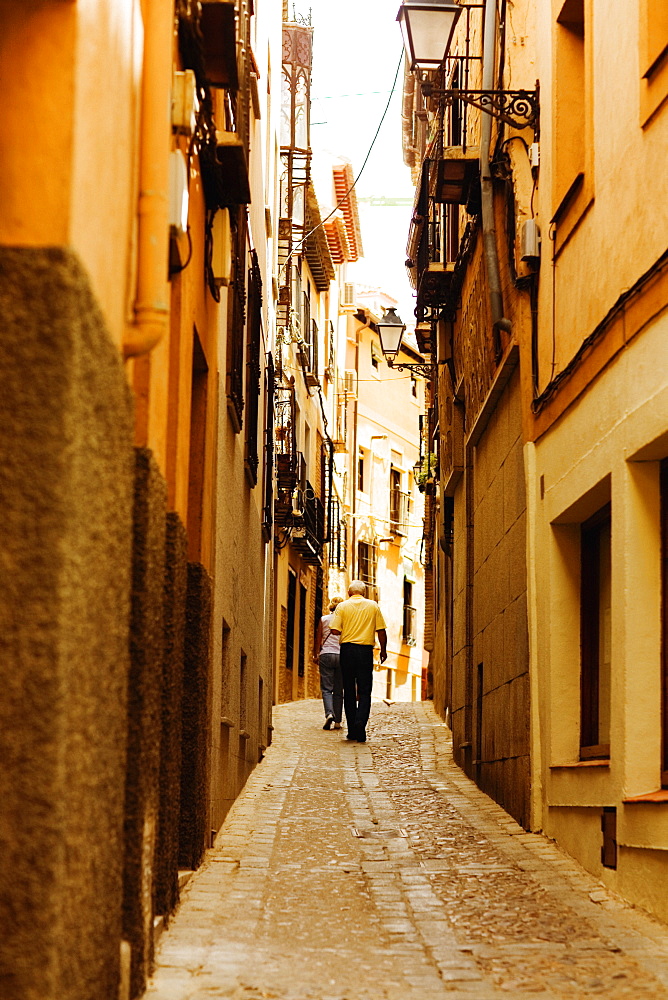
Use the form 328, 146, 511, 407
316, 581, 387, 743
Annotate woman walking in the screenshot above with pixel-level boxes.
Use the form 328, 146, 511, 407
315, 596, 344, 730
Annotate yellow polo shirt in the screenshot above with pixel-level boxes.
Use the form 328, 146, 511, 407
329, 595, 386, 645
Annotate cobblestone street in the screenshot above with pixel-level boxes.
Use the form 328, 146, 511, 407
146, 701, 668, 1000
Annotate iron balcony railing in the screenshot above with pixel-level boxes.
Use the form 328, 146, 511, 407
390, 489, 412, 534
403, 605, 417, 645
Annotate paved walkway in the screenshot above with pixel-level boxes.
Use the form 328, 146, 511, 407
146, 700, 668, 999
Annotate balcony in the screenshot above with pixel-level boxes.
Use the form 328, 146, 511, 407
402, 605, 417, 646
291, 483, 325, 565
390, 490, 412, 536
417, 262, 456, 312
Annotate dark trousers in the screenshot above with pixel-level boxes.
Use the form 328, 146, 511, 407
339, 643, 374, 736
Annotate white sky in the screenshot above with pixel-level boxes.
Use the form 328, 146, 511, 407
301, 0, 418, 329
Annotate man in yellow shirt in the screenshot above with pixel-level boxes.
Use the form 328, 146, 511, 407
329, 580, 387, 742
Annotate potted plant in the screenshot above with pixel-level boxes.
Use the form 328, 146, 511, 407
414, 453, 437, 494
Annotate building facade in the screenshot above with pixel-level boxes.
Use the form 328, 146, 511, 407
401, 0, 535, 825
528, 0, 668, 923
401, 0, 668, 923
0, 2, 282, 998
330, 289, 427, 702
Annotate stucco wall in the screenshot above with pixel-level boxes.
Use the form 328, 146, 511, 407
529, 310, 668, 921
0, 247, 134, 1000
210, 379, 272, 835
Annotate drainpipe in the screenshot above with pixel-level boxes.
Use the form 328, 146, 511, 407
480, 0, 512, 341
123, 0, 172, 359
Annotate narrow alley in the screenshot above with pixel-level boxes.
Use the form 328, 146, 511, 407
146, 702, 668, 1000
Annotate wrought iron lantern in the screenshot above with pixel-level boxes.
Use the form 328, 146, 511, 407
397, 0, 539, 132
377, 308, 440, 380
396, 0, 462, 71
376, 307, 406, 363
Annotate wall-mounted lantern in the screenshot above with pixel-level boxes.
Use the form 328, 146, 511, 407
396, 0, 462, 71
376, 307, 407, 363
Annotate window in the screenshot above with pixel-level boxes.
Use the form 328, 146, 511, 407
298, 581, 307, 677
244, 250, 262, 486
390, 467, 401, 525
239, 651, 247, 730
411, 374, 418, 398
330, 499, 347, 569
227, 208, 247, 431
640, 0, 668, 123
580, 504, 612, 759
286, 569, 297, 671
358, 448, 366, 493
261, 354, 275, 542
358, 541, 378, 601
552, 0, 593, 247
403, 578, 416, 644
220, 619, 231, 717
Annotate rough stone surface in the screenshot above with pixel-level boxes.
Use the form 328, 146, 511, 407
155, 512, 188, 919
0, 247, 134, 1000
179, 562, 213, 871
146, 700, 668, 999
124, 448, 168, 1000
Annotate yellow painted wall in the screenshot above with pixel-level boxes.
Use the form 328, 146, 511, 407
535, 0, 668, 389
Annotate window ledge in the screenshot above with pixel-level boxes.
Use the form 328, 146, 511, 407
220, 716, 235, 728
239, 729, 251, 741
550, 760, 610, 769
623, 790, 668, 804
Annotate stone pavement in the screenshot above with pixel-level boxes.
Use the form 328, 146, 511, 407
146, 700, 668, 999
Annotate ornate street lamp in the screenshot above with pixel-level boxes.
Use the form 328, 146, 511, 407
377, 308, 440, 380
397, 0, 463, 72
397, 0, 539, 132
376, 307, 406, 363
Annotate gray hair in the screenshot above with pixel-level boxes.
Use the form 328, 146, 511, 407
348, 580, 367, 596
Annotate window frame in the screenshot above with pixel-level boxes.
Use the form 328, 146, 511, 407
579, 502, 612, 760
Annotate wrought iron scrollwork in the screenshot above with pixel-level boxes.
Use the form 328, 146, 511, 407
422, 83, 540, 133
387, 360, 439, 381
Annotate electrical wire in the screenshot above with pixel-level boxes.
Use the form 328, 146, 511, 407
281, 363, 415, 382
280, 49, 405, 278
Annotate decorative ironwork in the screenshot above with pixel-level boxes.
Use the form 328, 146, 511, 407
387, 359, 439, 381
422, 83, 540, 133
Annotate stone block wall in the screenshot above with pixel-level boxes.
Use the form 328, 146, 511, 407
123, 448, 167, 999
179, 562, 213, 871
0, 248, 134, 1000
471, 370, 530, 827
154, 513, 188, 918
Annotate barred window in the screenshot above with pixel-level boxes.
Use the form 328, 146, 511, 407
244, 250, 262, 485
358, 541, 378, 601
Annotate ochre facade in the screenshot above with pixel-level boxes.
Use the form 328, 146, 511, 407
404, 0, 668, 923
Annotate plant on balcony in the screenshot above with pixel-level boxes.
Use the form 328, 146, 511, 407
415, 452, 437, 493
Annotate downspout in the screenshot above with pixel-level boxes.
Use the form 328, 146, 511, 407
123, 0, 172, 359
480, 0, 512, 341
